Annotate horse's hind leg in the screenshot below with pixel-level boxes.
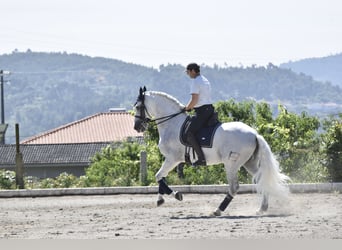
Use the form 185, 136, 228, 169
212, 154, 240, 216
257, 194, 269, 214
244, 158, 269, 214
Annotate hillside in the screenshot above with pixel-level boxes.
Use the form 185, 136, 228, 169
280, 53, 342, 87
1, 51, 342, 143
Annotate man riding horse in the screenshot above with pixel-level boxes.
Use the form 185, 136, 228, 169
184, 63, 215, 166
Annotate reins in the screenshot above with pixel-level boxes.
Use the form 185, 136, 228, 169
135, 105, 184, 126
149, 110, 185, 125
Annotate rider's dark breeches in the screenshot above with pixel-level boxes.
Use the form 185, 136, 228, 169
184, 104, 214, 138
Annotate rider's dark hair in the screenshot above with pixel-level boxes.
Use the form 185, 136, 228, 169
186, 63, 200, 73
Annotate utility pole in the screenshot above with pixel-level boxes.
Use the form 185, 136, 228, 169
140, 150, 147, 185
15, 123, 25, 189
0, 69, 4, 124
0, 70, 10, 144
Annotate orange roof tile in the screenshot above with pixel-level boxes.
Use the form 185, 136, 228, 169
21, 112, 143, 144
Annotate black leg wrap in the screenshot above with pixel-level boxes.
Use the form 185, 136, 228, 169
158, 178, 173, 195
219, 193, 234, 212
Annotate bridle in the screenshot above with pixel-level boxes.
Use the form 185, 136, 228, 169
134, 87, 184, 127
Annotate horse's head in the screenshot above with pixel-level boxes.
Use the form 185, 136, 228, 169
134, 86, 150, 132
134, 86, 186, 132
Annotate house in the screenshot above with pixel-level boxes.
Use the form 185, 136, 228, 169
0, 111, 143, 178
21, 111, 142, 144
0, 142, 110, 178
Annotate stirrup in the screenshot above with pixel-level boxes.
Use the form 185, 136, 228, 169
192, 159, 207, 167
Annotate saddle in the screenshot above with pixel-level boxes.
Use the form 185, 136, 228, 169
180, 111, 221, 148
180, 112, 221, 165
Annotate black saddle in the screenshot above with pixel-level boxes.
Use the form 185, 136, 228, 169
180, 112, 221, 148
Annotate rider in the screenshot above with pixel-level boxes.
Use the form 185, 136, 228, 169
184, 63, 214, 166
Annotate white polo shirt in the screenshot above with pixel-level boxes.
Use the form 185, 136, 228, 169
189, 75, 212, 108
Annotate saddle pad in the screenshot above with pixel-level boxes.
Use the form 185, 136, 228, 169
180, 117, 221, 148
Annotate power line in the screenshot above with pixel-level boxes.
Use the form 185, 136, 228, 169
10, 70, 109, 74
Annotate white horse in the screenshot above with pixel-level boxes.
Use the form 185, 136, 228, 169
134, 87, 290, 216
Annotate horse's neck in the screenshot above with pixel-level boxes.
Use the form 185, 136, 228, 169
157, 113, 186, 139
147, 93, 183, 118
147, 93, 185, 139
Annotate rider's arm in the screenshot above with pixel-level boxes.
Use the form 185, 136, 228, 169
185, 93, 199, 111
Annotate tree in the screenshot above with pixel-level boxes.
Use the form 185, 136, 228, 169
258, 105, 326, 182
322, 115, 342, 182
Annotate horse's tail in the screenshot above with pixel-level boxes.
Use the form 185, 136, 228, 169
253, 134, 291, 198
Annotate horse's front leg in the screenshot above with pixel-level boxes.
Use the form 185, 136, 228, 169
157, 178, 183, 206
155, 159, 183, 207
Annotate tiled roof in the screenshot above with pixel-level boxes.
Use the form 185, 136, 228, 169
21, 112, 143, 144
0, 143, 111, 166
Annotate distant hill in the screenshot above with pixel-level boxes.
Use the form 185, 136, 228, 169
1, 51, 342, 143
280, 53, 342, 87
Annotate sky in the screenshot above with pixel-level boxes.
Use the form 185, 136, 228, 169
1, 0, 341, 68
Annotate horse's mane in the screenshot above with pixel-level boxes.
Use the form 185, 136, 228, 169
147, 91, 185, 108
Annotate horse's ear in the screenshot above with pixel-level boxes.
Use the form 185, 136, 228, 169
139, 87, 143, 96
143, 86, 147, 92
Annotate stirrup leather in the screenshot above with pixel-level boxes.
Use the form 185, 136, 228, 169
184, 146, 191, 165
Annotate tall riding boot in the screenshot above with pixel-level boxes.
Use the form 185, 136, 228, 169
186, 132, 207, 166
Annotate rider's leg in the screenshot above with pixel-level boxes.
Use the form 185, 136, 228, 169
186, 131, 206, 166
184, 105, 214, 166
184, 113, 206, 166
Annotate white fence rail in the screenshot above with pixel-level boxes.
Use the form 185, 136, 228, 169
0, 183, 341, 198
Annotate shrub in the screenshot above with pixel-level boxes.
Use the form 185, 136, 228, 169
0, 170, 16, 189
85, 141, 142, 187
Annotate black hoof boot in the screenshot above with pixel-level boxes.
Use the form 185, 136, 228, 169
157, 198, 165, 207
174, 191, 183, 201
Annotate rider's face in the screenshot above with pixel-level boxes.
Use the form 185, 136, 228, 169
186, 69, 197, 79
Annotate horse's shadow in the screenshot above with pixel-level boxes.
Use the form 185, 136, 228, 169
170, 213, 291, 220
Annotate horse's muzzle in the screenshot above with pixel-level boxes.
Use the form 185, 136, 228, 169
134, 119, 146, 132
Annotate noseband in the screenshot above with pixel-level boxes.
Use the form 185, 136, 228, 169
134, 95, 151, 126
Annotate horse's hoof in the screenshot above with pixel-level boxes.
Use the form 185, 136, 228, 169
157, 198, 165, 207
210, 209, 222, 217
174, 191, 183, 201
256, 209, 266, 215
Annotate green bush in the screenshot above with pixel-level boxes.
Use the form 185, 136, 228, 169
37, 173, 80, 188
0, 170, 16, 189
181, 164, 227, 185
85, 141, 142, 187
